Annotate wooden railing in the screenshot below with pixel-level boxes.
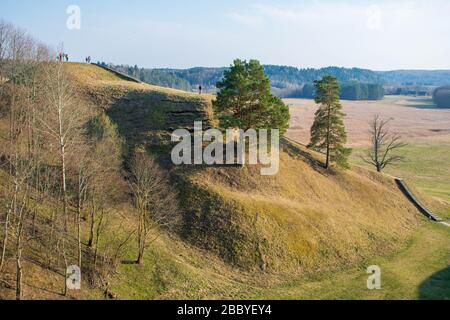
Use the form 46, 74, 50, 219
93, 63, 143, 84
395, 178, 441, 222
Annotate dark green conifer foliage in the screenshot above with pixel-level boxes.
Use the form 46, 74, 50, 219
214, 59, 290, 134
310, 75, 352, 169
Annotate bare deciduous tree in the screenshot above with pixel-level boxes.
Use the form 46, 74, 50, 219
0, 20, 130, 300
128, 152, 179, 265
362, 114, 407, 172
36, 57, 90, 296
86, 133, 123, 249
38, 59, 88, 231
0, 23, 47, 301
0, 20, 12, 89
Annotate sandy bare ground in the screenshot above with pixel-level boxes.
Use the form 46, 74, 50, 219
285, 96, 450, 147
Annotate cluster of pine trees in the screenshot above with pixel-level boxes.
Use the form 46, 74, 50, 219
214, 60, 351, 169
214, 59, 290, 134
340, 82, 385, 100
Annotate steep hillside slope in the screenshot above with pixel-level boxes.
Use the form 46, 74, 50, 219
177, 145, 422, 272
65, 63, 215, 156
66, 63, 424, 274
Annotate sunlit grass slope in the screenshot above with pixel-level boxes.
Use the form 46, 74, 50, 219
351, 142, 450, 219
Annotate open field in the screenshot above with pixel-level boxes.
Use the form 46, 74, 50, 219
352, 142, 450, 207
286, 96, 450, 147
286, 96, 450, 215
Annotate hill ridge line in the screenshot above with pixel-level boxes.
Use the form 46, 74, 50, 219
93, 63, 144, 84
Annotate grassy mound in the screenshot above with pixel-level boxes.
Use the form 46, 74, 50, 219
178, 145, 422, 273
66, 63, 424, 274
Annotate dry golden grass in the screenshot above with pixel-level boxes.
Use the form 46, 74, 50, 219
286, 96, 450, 147
64, 62, 215, 100
181, 143, 424, 273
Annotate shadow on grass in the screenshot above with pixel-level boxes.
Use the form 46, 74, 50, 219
398, 97, 449, 110
419, 266, 450, 300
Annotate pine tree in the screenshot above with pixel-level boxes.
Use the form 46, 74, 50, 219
310, 75, 352, 169
214, 59, 290, 134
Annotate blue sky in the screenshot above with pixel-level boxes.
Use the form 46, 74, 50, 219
1, 0, 449, 70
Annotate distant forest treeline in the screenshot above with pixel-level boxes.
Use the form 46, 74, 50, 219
293, 82, 385, 100
104, 63, 450, 100
433, 86, 450, 108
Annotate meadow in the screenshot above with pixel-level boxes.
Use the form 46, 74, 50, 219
285, 95, 450, 147
286, 95, 450, 218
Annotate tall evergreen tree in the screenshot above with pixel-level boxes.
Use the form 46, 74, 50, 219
310, 75, 351, 169
214, 59, 290, 134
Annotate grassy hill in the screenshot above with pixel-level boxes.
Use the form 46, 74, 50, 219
1, 63, 446, 300
71, 63, 427, 271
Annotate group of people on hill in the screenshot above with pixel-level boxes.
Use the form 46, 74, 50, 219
57, 52, 69, 62
56, 53, 94, 64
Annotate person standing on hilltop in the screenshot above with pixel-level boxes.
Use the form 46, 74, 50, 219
199, 85, 202, 95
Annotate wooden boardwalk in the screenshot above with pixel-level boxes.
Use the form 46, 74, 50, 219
395, 178, 443, 222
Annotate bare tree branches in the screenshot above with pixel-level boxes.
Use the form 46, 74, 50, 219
0, 20, 134, 300
362, 114, 407, 172
0, 19, 187, 299
128, 152, 180, 265
0, 21, 53, 300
